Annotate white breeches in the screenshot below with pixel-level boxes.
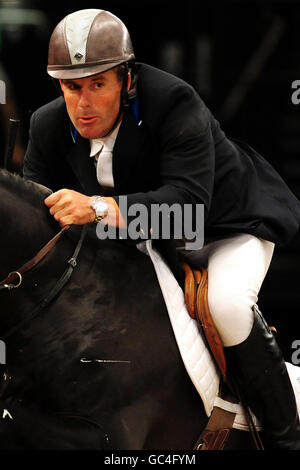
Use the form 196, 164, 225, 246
183, 234, 275, 347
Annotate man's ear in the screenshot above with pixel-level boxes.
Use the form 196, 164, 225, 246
127, 72, 131, 91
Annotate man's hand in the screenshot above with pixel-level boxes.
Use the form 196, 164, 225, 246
44, 189, 127, 229
44, 189, 95, 227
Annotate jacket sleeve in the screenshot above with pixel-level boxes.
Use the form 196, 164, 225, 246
23, 111, 54, 188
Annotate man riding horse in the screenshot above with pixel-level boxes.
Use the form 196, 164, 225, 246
23, 9, 300, 449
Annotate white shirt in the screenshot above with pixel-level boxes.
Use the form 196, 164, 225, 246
89, 122, 121, 188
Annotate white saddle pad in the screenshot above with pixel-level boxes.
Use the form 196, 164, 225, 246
141, 240, 300, 431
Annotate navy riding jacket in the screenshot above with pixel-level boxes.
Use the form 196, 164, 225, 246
23, 63, 300, 246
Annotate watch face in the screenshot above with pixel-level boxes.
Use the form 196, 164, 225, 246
95, 201, 107, 216
92, 197, 108, 218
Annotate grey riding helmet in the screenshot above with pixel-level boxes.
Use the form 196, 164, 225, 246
47, 9, 135, 80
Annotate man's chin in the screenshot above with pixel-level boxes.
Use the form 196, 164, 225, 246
77, 126, 103, 140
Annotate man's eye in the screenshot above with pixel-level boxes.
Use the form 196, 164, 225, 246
94, 82, 103, 89
66, 83, 79, 91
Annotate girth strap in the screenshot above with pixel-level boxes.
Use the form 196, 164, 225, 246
194, 405, 236, 450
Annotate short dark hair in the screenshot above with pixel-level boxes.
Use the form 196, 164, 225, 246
115, 63, 128, 83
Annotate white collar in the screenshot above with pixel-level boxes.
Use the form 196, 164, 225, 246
89, 121, 122, 157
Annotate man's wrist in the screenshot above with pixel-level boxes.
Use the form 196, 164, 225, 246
90, 195, 109, 222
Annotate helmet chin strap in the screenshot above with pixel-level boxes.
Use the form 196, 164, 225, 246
102, 63, 131, 137
103, 61, 139, 137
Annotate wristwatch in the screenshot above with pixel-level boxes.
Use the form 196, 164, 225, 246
90, 196, 108, 222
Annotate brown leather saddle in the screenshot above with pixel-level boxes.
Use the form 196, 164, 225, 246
182, 263, 227, 379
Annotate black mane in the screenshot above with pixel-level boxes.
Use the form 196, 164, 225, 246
0, 169, 52, 209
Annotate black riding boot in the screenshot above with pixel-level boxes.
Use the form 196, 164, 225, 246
225, 304, 300, 450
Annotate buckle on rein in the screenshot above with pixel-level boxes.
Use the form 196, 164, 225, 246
0, 227, 68, 293
0, 271, 23, 291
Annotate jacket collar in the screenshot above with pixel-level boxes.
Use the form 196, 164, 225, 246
65, 131, 100, 196
65, 110, 148, 196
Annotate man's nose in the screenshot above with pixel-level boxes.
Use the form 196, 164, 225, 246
78, 89, 92, 107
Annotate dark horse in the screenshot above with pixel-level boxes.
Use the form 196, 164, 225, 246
0, 170, 252, 450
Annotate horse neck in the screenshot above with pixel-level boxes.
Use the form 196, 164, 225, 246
0, 189, 59, 273
0, 205, 75, 348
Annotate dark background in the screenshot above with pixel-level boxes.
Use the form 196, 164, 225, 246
0, 0, 300, 361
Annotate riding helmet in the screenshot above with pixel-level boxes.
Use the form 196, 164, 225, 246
47, 9, 135, 80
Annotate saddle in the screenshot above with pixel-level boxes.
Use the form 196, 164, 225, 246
181, 263, 263, 450
182, 264, 227, 380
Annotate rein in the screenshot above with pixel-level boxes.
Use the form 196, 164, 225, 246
0, 226, 68, 291
0, 225, 87, 340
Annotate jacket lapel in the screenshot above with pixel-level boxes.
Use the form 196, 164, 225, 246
65, 134, 101, 196
64, 110, 149, 196
112, 111, 149, 194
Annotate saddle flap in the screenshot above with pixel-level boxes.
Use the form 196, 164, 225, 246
181, 263, 197, 319
182, 263, 227, 380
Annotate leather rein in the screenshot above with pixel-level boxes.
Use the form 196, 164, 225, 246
0, 225, 87, 340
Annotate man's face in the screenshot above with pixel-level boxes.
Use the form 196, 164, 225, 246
59, 68, 124, 139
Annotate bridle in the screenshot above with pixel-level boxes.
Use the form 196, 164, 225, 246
0, 226, 67, 291
0, 224, 87, 340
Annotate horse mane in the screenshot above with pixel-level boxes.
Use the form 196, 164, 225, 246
0, 169, 52, 209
